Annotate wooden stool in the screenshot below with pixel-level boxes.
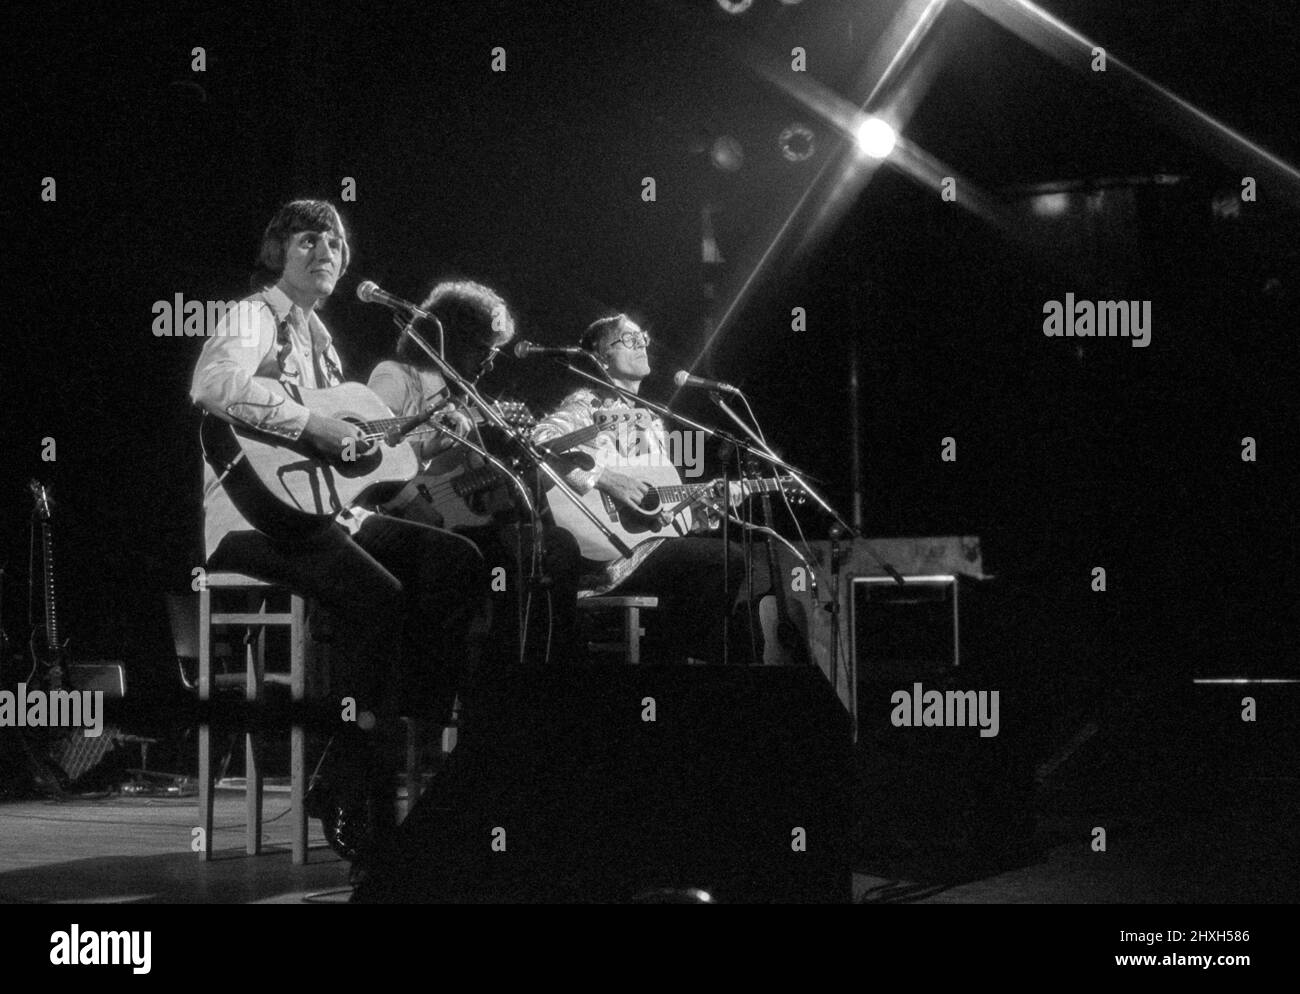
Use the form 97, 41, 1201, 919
576, 595, 660, 665
197, 572, 310, 864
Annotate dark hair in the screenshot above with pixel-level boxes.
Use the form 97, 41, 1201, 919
396, 279, 515, 364
252, 199, 350, 288
580, 313, 631, 354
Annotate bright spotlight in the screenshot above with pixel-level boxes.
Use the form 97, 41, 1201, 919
1032, 192, 1070, 217
710, 135, 744, 172
778, 122, 816, 162
715, 0, 754, 13
855, 117, 896, 159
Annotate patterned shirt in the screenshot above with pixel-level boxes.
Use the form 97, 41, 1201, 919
531, 387, 673, 593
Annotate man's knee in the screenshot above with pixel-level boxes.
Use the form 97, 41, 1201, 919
544, 527, 582, 578
422, 529, 489, 596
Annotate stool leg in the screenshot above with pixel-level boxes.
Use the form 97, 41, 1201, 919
290, 595, 307, 864
404, 717, 420, 821
627, 606, 641, 666
245, 602, 265, 856
198, 587, 213, 861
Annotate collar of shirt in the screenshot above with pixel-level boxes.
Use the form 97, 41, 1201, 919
261, 284, 337, 355
260, 284, 343, 385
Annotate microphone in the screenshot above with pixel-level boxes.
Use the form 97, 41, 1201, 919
356, 280, 421, 314
673, 370, 741, 395
512, 341, 586, 359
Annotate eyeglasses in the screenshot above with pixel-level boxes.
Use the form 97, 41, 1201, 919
608, 331, 650, 350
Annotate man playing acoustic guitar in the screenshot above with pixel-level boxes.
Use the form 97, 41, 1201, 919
190, 200, 487, 879
532, 313, 747, 664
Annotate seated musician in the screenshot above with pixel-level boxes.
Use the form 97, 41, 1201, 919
367, 279, 583, 666
189, 200, 487, 878
531, 313, 746, 664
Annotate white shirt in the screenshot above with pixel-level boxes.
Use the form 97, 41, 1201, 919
190, 284, 345, 557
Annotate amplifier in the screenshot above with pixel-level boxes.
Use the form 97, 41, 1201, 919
851, 575, 961, 679
69, 661, 126, 697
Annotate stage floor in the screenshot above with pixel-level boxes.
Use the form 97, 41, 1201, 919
1, 777, 1295, 904
0, 788, 349, 905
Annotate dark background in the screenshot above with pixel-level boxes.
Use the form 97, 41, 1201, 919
2, 0, 1297, 716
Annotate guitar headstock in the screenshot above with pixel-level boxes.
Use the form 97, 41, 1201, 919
594, 407, 653, 431
776, 476, 805, 504
717, 476, 806, 505
491, 400, 536, 429
28, 480, 53, 521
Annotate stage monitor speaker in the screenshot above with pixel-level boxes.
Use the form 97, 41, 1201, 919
355, 665, 853, 904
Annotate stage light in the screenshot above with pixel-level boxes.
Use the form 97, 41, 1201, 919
1032, 192, 1070, 217
854, 116, 896, 159
715, 0, 754, 14
1211, 189, 1242, 220
778, 122, 816, 162
710, 135, 744, 172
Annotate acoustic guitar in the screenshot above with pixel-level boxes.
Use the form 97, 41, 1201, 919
380, 405, 649, 529
542, 421, 800, 562
200, 377, 505, 541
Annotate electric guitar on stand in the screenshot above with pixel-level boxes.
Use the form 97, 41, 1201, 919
17, 480, 72, 797
27, 480, 70, 691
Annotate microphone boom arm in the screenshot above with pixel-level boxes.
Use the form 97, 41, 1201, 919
397, 325, 636, 559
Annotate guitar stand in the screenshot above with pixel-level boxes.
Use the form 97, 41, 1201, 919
115, 734, 196, 796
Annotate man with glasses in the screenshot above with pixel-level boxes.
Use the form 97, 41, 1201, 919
368, 279, 584, 668
532, 313, 746, 664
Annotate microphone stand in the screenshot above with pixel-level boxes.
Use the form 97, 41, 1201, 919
721, 444, 731, 665
566, 354, 757, 665
706, 390, 901, 726
562, 361, 786, 468
398, 325, 635, 560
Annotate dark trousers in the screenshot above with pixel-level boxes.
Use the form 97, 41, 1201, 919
599, 537, 747, 664
455, 523, 583, 668
209, 515, 487, 797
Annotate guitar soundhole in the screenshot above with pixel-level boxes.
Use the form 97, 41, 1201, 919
334, 417, 382, 477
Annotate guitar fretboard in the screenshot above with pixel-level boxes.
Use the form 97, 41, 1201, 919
452, 466, 504, 497
653, 477, 790, 505
41, 523, 59, 648
357, 402, 531, 441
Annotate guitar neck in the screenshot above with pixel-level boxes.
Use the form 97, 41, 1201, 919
41, 521, 59, 649
453, 465, 504, 497
653, 476, 786, 505
537, 422, 605, 455
357, 402, 532, 443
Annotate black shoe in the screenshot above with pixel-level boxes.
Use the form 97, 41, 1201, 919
347, 859, 370, 889
307, 781, 374, 863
